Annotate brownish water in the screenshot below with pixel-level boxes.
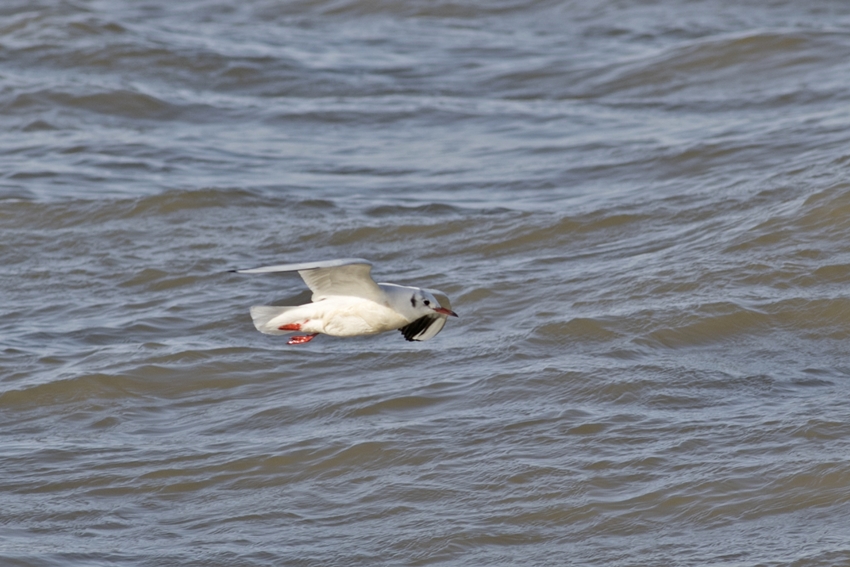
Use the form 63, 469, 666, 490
3, 1, 850, 565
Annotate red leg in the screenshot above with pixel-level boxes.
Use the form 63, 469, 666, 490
287, 333, 318, 345
279, 323, 302, 331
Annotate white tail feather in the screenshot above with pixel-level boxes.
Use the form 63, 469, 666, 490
249, 305, 297, 335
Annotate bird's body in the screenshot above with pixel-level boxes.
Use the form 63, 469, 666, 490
250, 289, 416, 337
232, 258, 457, 345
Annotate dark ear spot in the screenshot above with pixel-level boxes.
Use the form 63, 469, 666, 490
410, 295, 417, 308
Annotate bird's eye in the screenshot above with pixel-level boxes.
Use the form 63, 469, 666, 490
424, 300, 430, 306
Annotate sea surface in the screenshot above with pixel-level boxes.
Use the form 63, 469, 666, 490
3, 1, 850, 565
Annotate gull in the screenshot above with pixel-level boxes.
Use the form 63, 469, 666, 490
232, 258, 457, 345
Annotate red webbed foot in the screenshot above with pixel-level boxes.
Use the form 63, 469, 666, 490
287, 333, 318, 345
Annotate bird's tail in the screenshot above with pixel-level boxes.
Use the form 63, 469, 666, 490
249, 305, 299, 335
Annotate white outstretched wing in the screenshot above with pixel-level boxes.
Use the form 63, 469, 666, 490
233, 258, 383, 302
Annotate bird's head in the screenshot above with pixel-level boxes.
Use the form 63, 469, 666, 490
410, 289, 458, 318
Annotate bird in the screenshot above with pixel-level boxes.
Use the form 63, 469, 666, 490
231, 258, 458, 345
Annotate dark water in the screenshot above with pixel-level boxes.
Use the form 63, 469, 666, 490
4, 1, 850, 565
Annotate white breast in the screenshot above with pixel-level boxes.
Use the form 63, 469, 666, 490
305, 296, 412, 337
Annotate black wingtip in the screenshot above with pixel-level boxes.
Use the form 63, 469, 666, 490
399, 315, 436, 341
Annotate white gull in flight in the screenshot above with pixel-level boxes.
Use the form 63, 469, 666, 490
232, 258, 457, 345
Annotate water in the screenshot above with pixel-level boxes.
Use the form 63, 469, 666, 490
3, 1, 850, 565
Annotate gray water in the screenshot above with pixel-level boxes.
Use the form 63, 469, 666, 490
4, 1, 850, 565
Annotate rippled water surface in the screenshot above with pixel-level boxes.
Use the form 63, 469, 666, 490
4, 1, 850, 565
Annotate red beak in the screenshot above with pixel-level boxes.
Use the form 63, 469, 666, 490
434, 307, 458, 317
